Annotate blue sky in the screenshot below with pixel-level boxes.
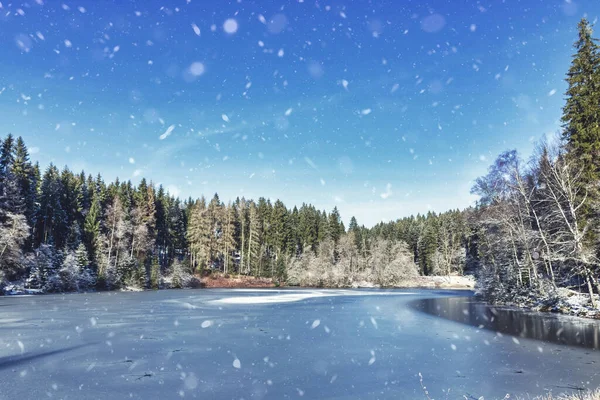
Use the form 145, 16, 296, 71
1, 0, 598, 226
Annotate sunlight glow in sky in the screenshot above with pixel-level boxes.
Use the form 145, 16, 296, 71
1, 0, 599, 226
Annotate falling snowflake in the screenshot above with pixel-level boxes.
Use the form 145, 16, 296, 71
192, 23, 201, 36
201, 320, 213, 328
189, 62, 205, 77
159, 125, 175, 140
223, 19, 238, 34
368, 350, 376, 365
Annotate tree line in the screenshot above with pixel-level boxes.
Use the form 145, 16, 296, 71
0, 135, 432, 291
0, 130, 472, 292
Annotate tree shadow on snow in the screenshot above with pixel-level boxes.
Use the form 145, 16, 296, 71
0, 343, 94, 371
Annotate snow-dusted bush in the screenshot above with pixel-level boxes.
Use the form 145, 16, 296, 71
169, 260, 200, 288
285, 250, 313, 287
0, 270, 7, 294
19, 245, 97, 293
58, 252, 80, 292
286, 237, 418, 287
103, 262, 121, 290
369, 239, 418, 286
21, 245, 60, 291
75, 244, 96, 290
0, 212, 30, 280
78, 267, 96, 290
43, 273, 64, 293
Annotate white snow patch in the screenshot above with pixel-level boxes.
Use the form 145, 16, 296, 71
209, 289, 415, 305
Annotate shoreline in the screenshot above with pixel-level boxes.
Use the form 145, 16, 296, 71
199, 274, 476, 291
478, 285, 600, 320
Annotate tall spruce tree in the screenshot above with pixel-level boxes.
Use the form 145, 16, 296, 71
12, 137, 37, 227
84, 193, 101, 268
562, 18, 600, 184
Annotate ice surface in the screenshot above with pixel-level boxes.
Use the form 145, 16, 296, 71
0, 289, 599, 399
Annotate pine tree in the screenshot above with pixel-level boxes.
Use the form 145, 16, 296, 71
418, 215, 438, 276
12, 137, 37, 227
186, 197, 210, 270
0, 134, 25, 216
271, 200, 290, 258
289, 206, 300, 256
348, 216, 359, 232
76, 242, 90, 268
168, 198, 187, 263
35, 164, 67, 248
562, 18, 600, 183
247, 201, 261, 275
328, 207, 343, 244
237, 198, 249, 274
155, 185, 170, 268
222, 203, 238, 274
150, 257, 160, 289
317, 210, 329, 244
207, 193, 222, 268
0, 134, 15, 180
84, 193, 101, 269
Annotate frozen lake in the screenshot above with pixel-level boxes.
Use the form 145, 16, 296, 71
1, 288, 599, 399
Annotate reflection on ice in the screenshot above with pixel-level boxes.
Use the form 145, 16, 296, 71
413, 296, 600, 350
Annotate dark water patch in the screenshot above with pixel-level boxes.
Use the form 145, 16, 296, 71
412, 296, 600, 350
